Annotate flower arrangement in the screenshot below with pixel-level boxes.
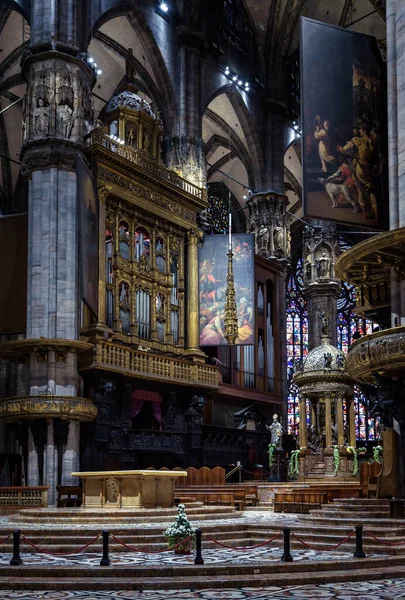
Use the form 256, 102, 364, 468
333, 445, 340, 475
268, 443, 276, 467
373, 445, 383, 464
164, 504, 195, 553
288, 449, 300, 478
357, 446, 367, 454
347, 446, 359, 476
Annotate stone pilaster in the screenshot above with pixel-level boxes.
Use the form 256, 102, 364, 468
184, 229, 206, 362
45, 419, 56, 505
27, 426, 39, 486
62, 420, 80, 485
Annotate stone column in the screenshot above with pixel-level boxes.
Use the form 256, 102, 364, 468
301, 225, 341, 350
387, 1, 405, 325
27, 426, 39, 486
324, 394, 332, 448
348, 398, 357, 448
184, 230, 205, 362
336, 395, 345, 447
45, 420, 56, 505
265, 109, 287, 193
62, 420, 80, 485
299, 397, 308, 449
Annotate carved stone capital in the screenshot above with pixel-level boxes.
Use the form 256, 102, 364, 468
97, 183, 112, 204
21, 139, 86, 177
22, 53, 94, 149
246, 191, 291, 263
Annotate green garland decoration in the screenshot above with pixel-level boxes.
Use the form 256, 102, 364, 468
333, 445, 340, 475
268, 443, 276, 467
357, 446, 367, 454
288, 450, 300, 478
373, 445, 383, 464
347, 446, 359, 476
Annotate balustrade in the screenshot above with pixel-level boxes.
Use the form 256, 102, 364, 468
80, 341, 219, 388
0, 486, 48, 507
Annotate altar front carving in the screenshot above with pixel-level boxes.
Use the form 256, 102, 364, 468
72, 469, 187, 508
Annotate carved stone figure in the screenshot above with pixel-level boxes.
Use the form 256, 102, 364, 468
266, 414, 282, 448
258, 225, 270, 254
143, 132, 151, 153
185, 395, 205, 429
105, 478, 119, 504
57, 103, 74, 138
336, 354, 345, 369
34, 98, 50, 136
319, 312, 329, 337
316, 250, 331, 278
127, 126, 135, 146
324, 352, 333, 368
274, 221, 284, 254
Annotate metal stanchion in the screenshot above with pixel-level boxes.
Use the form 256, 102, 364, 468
100, 530, 110, 566
353, 525, 365, 558
194, 528, 204, 565
10, 530, 22, 565
281, 527, 293, 562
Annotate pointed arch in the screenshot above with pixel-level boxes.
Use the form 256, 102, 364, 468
91, 3, 177, 134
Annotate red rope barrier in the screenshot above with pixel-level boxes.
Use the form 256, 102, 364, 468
110, 534, 192, 554
365, 531, 405, 546
0, 533, 12, 545
21, 533, 101, 556
206, 532, 281, 550
291, 530, 355, 551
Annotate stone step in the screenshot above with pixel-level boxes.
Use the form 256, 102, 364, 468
334, 498, 391, 504
298, 514, 405, 527
2, 556, 405, 590
309, 509, 391, 519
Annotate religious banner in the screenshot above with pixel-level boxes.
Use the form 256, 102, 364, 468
300, 17, 388, 229
76, 156, 99, 317
199, 234, 255, 346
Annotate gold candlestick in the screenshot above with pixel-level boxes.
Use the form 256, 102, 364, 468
224, 248, 238, 345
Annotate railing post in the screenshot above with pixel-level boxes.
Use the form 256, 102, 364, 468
100, 530, 110, 566
10, 530, 22, 565
281, 527, 293, 562
194, 528, 204, 565
353, 525, 365, 558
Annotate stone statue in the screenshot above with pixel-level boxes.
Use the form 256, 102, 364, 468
258, 225, 270, 254
305, 252, 313, 280
266, 414, 282, 448
316, 250, 331, 278
286, 227, 291, 257
57, 103, 74, 138
274, 221, 284, 254
319, 312, 328, 337
336, 354, 345, 369
34, 98, 50, 136
127, 126, 135, 146
324, 352, 333, 368
185, 395, 205, 428
143, 132, 151, 153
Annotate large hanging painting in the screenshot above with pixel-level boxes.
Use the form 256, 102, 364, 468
300, 17, 388, 229
76, 156, 99, 317
199, 234, 255, 346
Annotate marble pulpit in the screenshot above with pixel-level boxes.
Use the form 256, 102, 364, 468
72, 470, 187, 508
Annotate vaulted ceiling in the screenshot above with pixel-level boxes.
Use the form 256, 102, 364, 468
0, 0, 387, 216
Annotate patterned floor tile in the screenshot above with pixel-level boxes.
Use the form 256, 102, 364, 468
1, 580, 405, 599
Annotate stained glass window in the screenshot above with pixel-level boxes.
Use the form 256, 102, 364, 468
286, 263, 380, 441
286, 260, 308, 437
205, 192, 229, 234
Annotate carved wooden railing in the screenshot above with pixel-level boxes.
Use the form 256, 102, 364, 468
79, 341, 219, 389
0, 486, 48, 507
89, 129, 205, 201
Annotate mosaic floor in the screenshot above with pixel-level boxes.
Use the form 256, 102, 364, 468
1, 579, 405, 599
0, 546, 381, 566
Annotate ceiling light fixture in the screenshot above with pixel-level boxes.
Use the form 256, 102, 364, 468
160, 1, 169, 12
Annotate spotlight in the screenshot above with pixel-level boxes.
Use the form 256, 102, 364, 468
225, 66, 230, 74
238, 80, 242, 85
120, 139, 125, 145
88, 57, 94, 64
97, 69, 102, 76
243, 195, 247, 200
93, 63, 97, 69
293, 124, 299, 130
232, 76, 237, 82
159, 1, 169, 12
244, 82, 249, 87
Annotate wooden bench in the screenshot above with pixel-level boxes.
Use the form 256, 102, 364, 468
56, 485, 82, 508
274, 492, 328, 513
175, 484, 259, 510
